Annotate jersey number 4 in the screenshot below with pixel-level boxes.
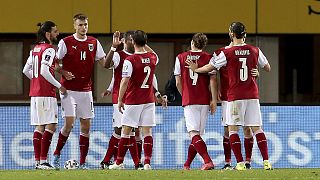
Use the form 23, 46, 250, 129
189, 69, 198, 85
239, 58, 248, 81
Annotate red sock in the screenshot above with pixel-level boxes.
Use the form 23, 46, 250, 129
244, 137, 254, 162
116, 137, 130, 165
223, 136, 231, 163
192, 135, 212, 164
40, 130, 53, 161
103, 135, 120, 162
143, 136, 153, 165
136, 140, 143, 160
129, 136, 140, 166
33, 131, 42, 161
229, 133, 243, 163
79, 135, 89, 165
256, 133, 269, 160
54, 131, 68, 156
184, 143, 197, 167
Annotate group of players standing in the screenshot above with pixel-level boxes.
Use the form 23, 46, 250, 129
23, 12, 272, 171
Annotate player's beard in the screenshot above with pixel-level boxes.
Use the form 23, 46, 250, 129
127, 44, 135, 54
51, 36, 58, 44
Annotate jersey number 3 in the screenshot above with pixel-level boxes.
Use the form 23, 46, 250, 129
239, 58, 248, 81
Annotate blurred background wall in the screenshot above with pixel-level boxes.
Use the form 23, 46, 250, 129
1, 0, 320, 103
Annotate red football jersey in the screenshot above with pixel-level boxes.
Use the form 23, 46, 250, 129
175, 51, 212, 106
220, 44, 261, 101
29, 43, 56, 97
123, 52, 157, 105
59, 35, 98, 91
112, 51, 131, 104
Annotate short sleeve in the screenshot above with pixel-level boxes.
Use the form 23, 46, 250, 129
258, 48, 268, 68
112, 52, 121, 69
41, 48, 56, 67
122, 60, 133, 77
173, 57, 181, 75
95, 40, 106, 60
209, 51, 227, 70
56, 39, 67, 60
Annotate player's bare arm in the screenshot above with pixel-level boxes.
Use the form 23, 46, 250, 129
145, 44, 154, 53
209, 74, 218, 114
175, 75, 182, 95
102, 31, 121, 68
118, 77, 129, 114
101, 75, 114, 97
262, 63, 271, 72
185, 60, 215, 73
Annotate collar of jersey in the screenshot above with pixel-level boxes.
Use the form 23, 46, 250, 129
233, 43, 247, 46
73, 34, 87, 42
135, 51, 148, 54
123, 50, 133, 55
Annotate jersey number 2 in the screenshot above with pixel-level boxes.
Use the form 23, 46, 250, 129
141, 66, 151, 88
239, 58, 248, 81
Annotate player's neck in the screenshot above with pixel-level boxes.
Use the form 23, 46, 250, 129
134, 46, 146, 53
233, 39, 245, 45
190, 47, 202, 52
75, 33, 87, 40
124, 45, 134, 54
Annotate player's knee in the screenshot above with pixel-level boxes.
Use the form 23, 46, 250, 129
189, 130, 200, 138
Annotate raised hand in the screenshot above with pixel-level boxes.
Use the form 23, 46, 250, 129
112, 31, 121, 48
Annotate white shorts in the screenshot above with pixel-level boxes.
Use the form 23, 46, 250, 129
60, 90, 94, 119
221, 101, 228, 126
121, 103, 155, 128
30, 97, 58, 125
184, 105, 209, 135
226, 99, 262, 126
112, 104, 122, 128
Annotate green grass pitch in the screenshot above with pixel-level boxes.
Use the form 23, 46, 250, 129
0, 169, 319, 180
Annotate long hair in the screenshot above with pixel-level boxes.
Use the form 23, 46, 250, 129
35, 21, 56, 44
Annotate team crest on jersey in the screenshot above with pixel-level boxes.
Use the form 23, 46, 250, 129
88, 44, 94, 51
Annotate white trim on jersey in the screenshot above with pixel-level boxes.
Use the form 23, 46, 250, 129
73, 34, 87, 42
40, 48, 61, 88
122, 60, 133, 78
23, 50, 33, 79
112, 52, 121, 69
173, 57, 181, 76
56, 39, 67, 60
112, 50, 133, 69
258, 48, 268, 68
210, 51, 227, 70
95, 40, 106, 61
